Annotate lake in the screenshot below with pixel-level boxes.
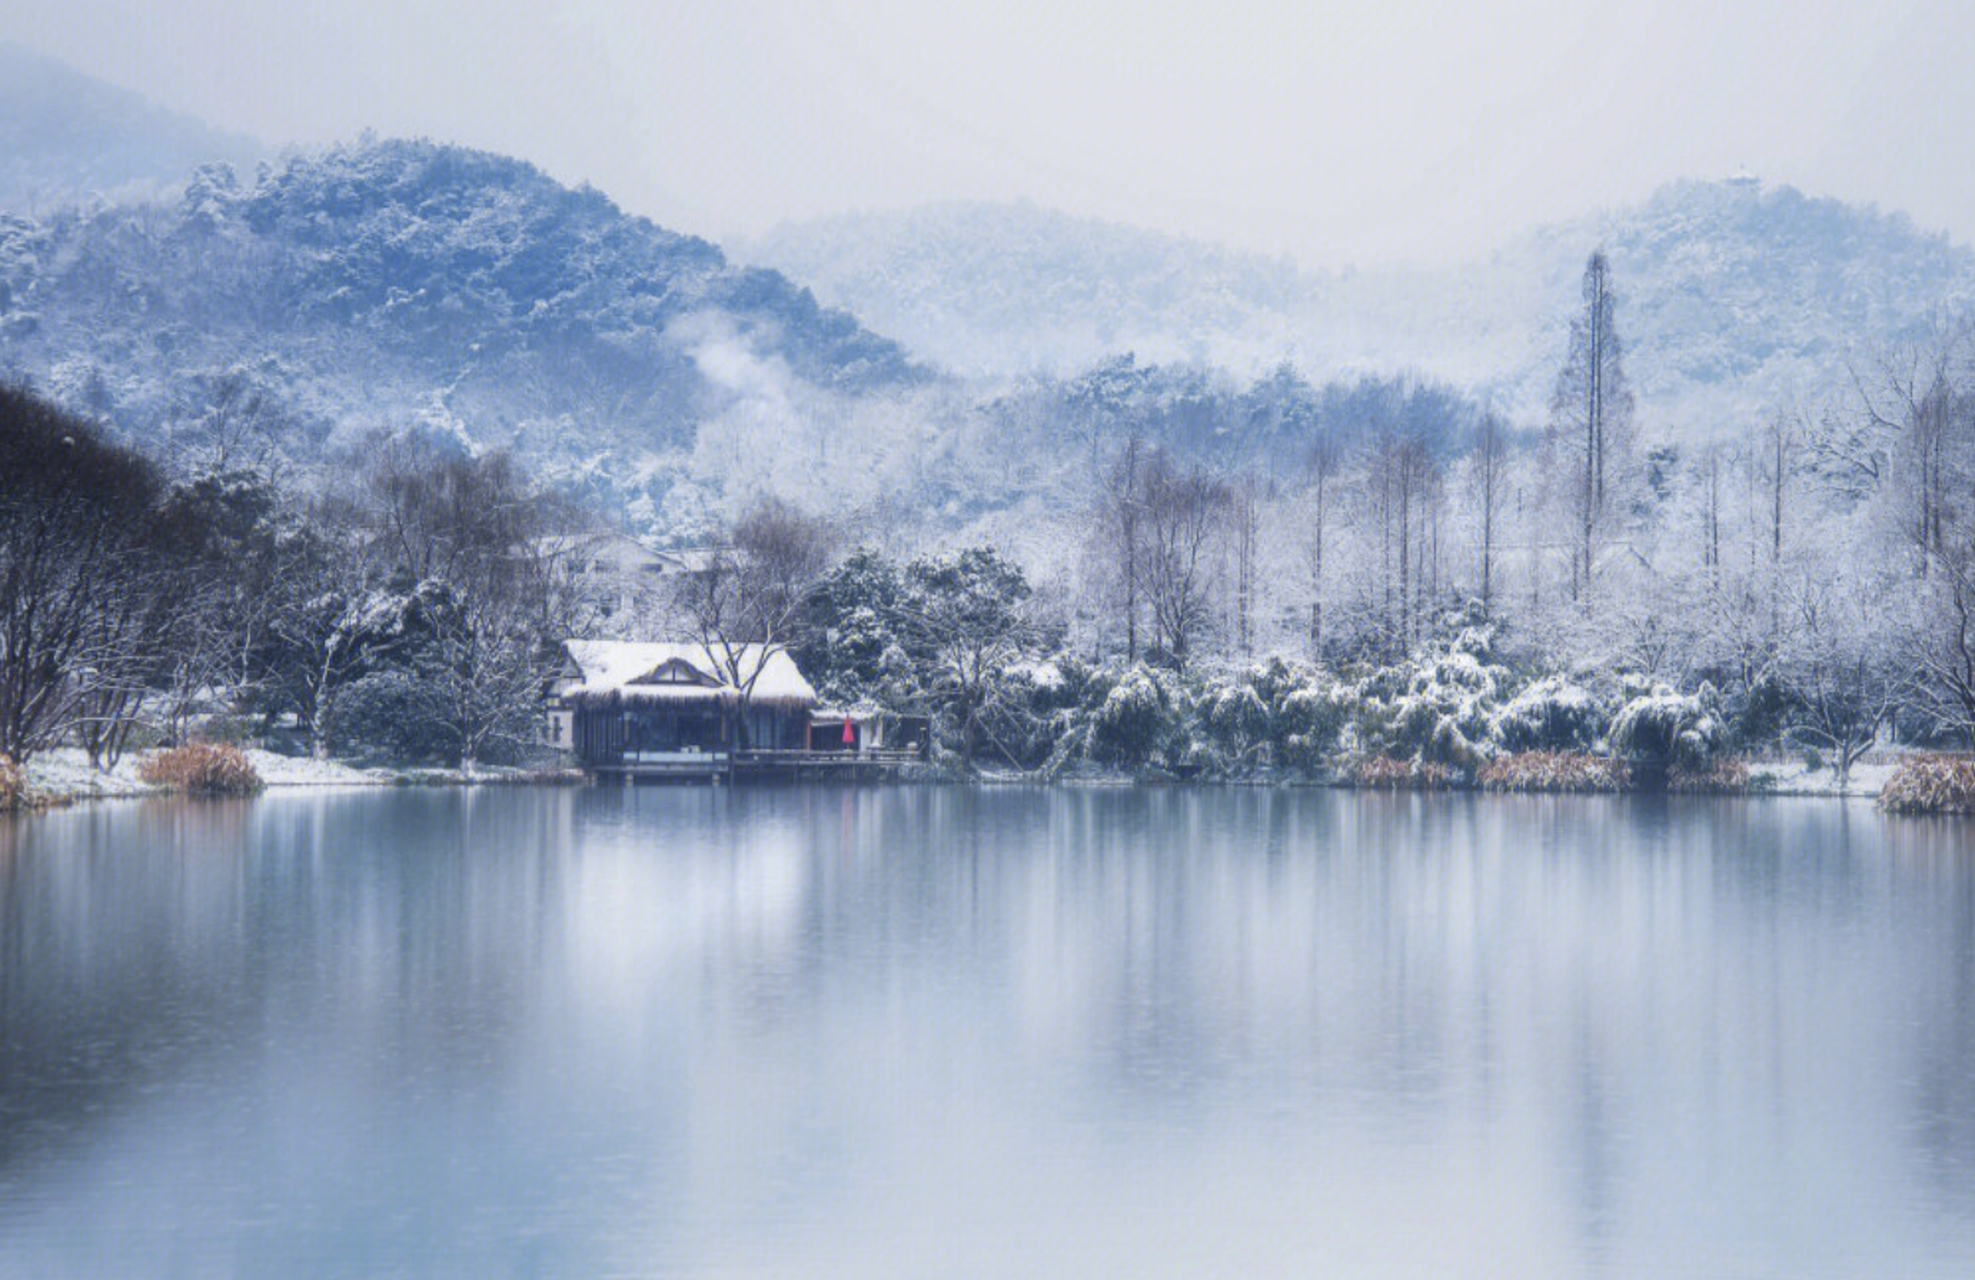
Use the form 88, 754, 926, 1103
2, 785, 1973, 1277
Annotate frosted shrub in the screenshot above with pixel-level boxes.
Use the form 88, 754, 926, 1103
139, 743, 262, 795
1667, 758, 1750, 793
1177, 737, 1229, 777
1201, 681, 1269, 760
1478, 752, 1630, 793
1419, 648, 1497, 699
1610, 684, 1722, 771
1352, 755, 1451, 789
1426, 715, 1488, 772
1880, 756, 1975, 815
0, 753, 23, 811
1493, 675, 1605, 753
998, 665, 1081, 766
1278, 680, 1349, 769
1089, 666, 1178, 767
1365, 642, 1503, 768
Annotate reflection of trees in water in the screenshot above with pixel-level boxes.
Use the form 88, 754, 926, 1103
0, 791, 573, 1182
1, 800, 261, 1175
1892, 819, 1975, 1215
10, 784, 1974, 1265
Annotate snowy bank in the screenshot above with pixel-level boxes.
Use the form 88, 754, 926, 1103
19, 748, 580, 807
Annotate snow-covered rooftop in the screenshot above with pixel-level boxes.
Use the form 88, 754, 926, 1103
561, 640, 817, 707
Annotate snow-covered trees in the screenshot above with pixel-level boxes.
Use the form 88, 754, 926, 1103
902, 547, 1036, 763
1137, 451, 1230, 670
1550, 251, 1636, 601
1466, 412, 1509, 611
669, 497, 835, 750
1777, 573, 1903, 787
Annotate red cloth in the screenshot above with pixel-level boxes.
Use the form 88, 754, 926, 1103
842, 716, 855, 745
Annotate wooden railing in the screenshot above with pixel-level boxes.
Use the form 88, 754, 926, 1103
736, 749, 923, 767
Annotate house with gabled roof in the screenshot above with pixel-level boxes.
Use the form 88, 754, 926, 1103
545, 639, 817, 774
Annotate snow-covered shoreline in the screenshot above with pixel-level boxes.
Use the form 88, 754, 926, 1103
18, 748, 581, 808
7, 746, 1919, 812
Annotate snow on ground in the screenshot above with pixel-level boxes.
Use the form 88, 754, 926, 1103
24, 747, 389, 802
14, 746, 1915, 805
1745, 755, 1900, 799
243, 749, 391, 787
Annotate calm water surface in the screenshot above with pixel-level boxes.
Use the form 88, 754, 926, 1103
2, 786, 1973, 1278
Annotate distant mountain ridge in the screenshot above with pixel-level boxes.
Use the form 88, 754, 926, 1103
747, 181, 1975, 438
7, 45, 1975, 547
0, 42, 264, 212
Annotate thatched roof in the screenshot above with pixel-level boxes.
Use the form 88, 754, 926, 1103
558, 640, 817, 710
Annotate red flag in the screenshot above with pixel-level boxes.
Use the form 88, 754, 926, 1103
842, 715, 855, 746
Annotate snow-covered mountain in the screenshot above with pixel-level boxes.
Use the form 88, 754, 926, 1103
741, 201, 1309, 378
0, 42, 263, 213
746, 181, 1975, 439
0, 137, 929, 533
7, 46, 1973, 547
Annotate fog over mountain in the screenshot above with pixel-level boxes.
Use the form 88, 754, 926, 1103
4, 46, 1974, 550
748, 182, 1975, 440
0, 43, 263, 213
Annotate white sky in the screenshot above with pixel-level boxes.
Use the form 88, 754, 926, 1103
4, 0, 1969, 267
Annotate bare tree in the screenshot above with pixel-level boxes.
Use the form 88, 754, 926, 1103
1854, 319, 1975, 577
1303, 433, 1341, 658
1469, 413, 1508, 611
0, 387, 185, 763
1094, 433, 1147, 660
1698, 443, 1727, 574
1782, 574, 1903, 788
1138, 451, 1230, 670
671, 497, 833, 749
1229, 474, 1262, 658
1365, 427, 1440, 653
1856, 326, 1975, 737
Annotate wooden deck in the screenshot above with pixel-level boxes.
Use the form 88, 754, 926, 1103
592, 748, 922, 782
737, 749, 922, 773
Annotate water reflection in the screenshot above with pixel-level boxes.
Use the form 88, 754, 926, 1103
2, 786, 1973, 1277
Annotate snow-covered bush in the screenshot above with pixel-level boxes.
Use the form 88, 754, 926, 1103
1200, 680, 1270, 761
1353, 631, 1506, 770
1492, 675, 1606, 753
1425, 714, 1489, 771
1276, 678, 1350, 770
1610, 684, 1723, 770
1727, 668, 1790, 749
323, 669, 456, 765
1176, 735, 1231, 777
1088, 665, 1182, 767
139, 743, 262, 794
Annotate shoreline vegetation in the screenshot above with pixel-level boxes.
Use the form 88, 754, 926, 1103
3, 741, 1958, 813
4, 745, 586, 811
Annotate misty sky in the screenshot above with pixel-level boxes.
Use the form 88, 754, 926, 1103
5, 0, 1970, 267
